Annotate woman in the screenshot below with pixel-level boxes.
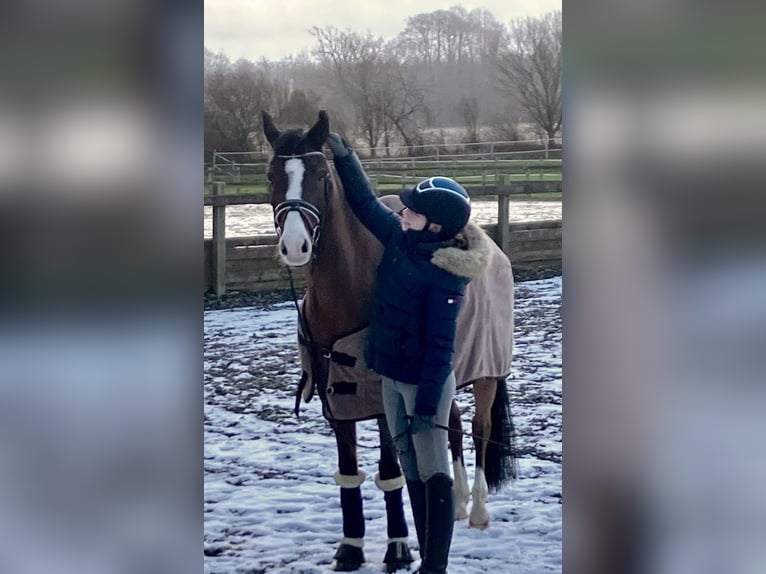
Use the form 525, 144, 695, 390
327, 133, 473, 574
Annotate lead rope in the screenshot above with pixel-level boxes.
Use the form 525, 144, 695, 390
285, 241, 510, 452
282, 167, 509, 453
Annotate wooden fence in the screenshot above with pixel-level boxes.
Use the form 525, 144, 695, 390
204, 181, 561, 294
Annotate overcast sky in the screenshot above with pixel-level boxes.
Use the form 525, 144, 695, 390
205, 0, 561, 62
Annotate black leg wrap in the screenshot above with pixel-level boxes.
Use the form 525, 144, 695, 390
383, 540, 414, 573
384, 488, 409, 540
333, 543, 365, 572
340, 486, 365, 539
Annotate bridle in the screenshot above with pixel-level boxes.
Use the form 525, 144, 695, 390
272, 151, 330, 256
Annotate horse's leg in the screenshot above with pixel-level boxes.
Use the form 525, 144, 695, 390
469, 377, 497, 530
448, 399, 470, 521
376, 416, 414, 573
331, 420, 366, 571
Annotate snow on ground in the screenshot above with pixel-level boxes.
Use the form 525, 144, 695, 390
204, 201, 561, 238
205, 277, 561, 573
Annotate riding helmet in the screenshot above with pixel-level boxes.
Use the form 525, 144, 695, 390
399, 176, 471, 239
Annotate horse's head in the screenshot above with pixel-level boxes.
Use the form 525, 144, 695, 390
262, 110, 331, 266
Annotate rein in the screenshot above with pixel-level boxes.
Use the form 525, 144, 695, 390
274, 153, 346, 434
275, 153, 381, 450
391, 423, 514, 451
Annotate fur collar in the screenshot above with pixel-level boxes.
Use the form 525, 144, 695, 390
430, 222, 493, 280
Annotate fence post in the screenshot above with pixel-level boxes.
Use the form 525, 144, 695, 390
212, 182, 227, 296
497, 177, 511, 257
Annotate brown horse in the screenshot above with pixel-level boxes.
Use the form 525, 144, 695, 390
262, 110, 516, 572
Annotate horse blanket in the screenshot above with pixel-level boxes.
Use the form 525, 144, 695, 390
296, 220, 514, 422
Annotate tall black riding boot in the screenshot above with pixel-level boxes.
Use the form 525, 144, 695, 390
419, 473, 454, 574
406, 479, 427, 557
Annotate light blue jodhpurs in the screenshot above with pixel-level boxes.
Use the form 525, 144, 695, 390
381, 373, 456, 483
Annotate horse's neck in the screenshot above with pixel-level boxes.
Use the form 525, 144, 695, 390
304, 189, 379, 346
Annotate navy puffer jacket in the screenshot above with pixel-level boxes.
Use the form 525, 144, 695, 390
334, 153, 470, 416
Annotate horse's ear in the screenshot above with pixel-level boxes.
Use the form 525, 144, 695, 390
262, 111, 280, 146
306, 110, 329, 150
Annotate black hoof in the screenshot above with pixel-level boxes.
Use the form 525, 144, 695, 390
383, 541, 414, 572
333, 543, 365, 571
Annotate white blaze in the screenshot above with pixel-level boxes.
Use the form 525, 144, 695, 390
279, 158, 312, 265
284, 158, 305, 200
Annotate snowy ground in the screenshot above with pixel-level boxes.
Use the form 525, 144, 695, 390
204, 201, 561, 238
204, 277, 561, 574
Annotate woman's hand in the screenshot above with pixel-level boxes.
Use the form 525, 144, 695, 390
327, 133, 352, 158
409, 414, 436, 435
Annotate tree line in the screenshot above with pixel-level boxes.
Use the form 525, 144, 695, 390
205, 8, 561, 160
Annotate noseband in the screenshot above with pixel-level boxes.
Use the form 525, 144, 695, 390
273, 151, 330, 256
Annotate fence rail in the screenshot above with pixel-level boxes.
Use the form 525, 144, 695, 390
205, 160, 563, 193
207, 138, 562, 183
203, 219, 561, 294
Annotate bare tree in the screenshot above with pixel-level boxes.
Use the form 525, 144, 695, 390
311, 27, 427, 157
467, 8, 507, 63
311, 26, 388, 156
396, 7, 505, 65
489, 104, 524, 142
392, 8, 509, 131
205, 54, 276, 153
396, 8, 467, 65
456, 96, 480, 143
378, 59, 429, 154
396, 13, 438, 65
496, 11, 562, 150
204, 49, 233, 160
203, 7, 535, 160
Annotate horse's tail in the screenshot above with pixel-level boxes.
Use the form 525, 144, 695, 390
484, 377, 518, 493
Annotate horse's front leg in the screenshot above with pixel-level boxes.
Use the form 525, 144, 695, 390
469, 378, 497, 530
448, 399, 470, 521
376, 416, 414, 573
331, 420, 366, 571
